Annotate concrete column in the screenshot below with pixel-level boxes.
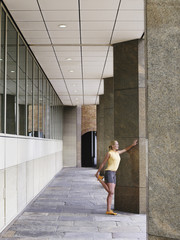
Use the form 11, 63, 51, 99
113, 39, 146, 213
63, 106, 77, 167
97, 77, 114, 173
97, 95, 105, 170
76, 106, 81, 168
104, 77, 114, 159
146, 1, 180, 239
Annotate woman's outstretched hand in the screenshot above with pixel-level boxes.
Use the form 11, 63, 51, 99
132, 139, 138, 146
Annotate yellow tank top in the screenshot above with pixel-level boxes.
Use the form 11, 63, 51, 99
105, 150, 121, 171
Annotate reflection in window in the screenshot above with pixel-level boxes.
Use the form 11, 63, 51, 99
27, 52, 33, 136
6, 18, 17, 134
19, 37, 26, 135
39, 71, 43, 137
33, 63, 39, 137
0, 9, 5, 133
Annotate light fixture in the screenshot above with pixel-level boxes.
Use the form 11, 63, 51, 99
74, 90, 77, 93
75, 98, 78, 101
11, 70, 15, 73
58, 24, 67, 28
0, 58, 3, 61
66, 58, 72, 61
69, 70, 74, 73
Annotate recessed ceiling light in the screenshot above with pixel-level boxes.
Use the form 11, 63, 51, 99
69, 70, 74, 73
75, 98, 78, 101
58, 24, 67, 28
11, 70, 15, 73
66, 58, 72, 61
74, 90, 77, 93
0, 58, 3, 61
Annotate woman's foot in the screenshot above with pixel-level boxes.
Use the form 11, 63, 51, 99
97, 175, 104, 181
106, 210, 117, 215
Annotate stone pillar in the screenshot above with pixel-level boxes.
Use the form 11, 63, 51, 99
97, 77, 114, 173
103, 77, 114, 171
76, 106, 81, 168
146, 1, 180, 239
113, 39, 146, 213
97, 95, 105, 170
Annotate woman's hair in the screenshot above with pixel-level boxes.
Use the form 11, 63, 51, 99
109, 140, 118, 150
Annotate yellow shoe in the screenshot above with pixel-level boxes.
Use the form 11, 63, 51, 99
97, 175, 104, 181
106, 210, 117, 215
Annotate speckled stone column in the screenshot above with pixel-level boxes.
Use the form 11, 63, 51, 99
113, 39, 146, 213
146, 1, 180, 239
103, 77, 114, 171
97, 95, 105, 169
97, 78, 114, 172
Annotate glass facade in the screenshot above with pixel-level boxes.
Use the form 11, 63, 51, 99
0, 4, 63, 139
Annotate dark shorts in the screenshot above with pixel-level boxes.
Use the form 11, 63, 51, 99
105, 170, 116, 184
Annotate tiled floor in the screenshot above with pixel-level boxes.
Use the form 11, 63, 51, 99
1, 167, 146, 240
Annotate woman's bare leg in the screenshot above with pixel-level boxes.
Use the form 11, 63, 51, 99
106, 183, 115, 211
98, 178, 110, 193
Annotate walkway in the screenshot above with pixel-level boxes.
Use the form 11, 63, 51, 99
1, 168, 146, 240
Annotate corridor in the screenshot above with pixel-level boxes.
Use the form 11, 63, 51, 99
1, 168, 146, 240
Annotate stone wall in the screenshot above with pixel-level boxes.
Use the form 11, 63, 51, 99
81, 105, 96, 135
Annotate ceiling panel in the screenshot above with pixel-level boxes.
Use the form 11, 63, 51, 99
38, 0, 78, 10
46, 21, 79, 31
3, 0, 39, 10
115, 21, 144, 31
49, 31, 79, 38
21, 30, 49, 39
112, 31, 143, 44
120, 0, 144, 10
42, 11, 79, 21
81, 10, 118, 21
81, 22, 114, 31
31, 46, 54, 52
82, 31, 111, 39
117, 10, 144, 21
81, 0, 119, 10
82, 38, 110, 45
25, 38, 51, 44
84, 96, 97, 105
52, 38, 80, 44
10, 11, 42, 22
16, 21, 46, 31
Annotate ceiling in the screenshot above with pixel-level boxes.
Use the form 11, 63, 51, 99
3, 0, 144, 106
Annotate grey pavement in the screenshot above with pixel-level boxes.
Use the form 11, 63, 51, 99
1, 167, 146, 240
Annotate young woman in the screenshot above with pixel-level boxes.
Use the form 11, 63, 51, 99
95, 139, 138, 215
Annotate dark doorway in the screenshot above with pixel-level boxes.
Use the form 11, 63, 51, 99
81, 131, 97, 167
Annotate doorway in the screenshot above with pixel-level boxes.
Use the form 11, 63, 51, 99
81, 131, 97, 167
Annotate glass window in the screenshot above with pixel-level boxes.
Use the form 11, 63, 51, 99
33, 62, 39, 137
0, 8, 5, 133
50, 87, 54, 139
6, 18, 17, 134
46, 81, 50, 139
42, 75, 46, 138
27, 52, 33, 136
39, 71, 43, 138
18, 37, 26, 135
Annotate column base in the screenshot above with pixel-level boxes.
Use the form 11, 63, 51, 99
115, 186, 139, 213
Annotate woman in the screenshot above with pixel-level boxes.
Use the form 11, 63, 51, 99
95, 139, 138, 215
